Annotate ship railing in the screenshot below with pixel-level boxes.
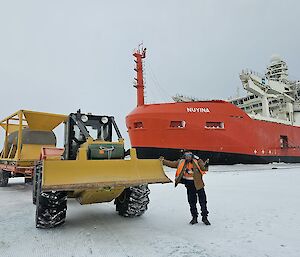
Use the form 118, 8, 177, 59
241, 69, 265, 79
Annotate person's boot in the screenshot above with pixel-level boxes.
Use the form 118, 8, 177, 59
202, 216, 211, 225
189, 216, 198, 225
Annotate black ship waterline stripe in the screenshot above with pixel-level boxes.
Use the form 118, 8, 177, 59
134, 147, 300, 165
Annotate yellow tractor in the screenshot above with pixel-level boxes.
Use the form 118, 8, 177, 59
30, 110, 171, 228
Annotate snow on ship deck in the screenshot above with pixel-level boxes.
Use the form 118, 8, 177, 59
0, 164, 299, 257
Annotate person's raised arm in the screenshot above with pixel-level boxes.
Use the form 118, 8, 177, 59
159, 157, 179, 168
197, 158, 209, 171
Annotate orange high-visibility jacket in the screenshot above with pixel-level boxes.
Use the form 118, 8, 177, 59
163, 158, 207, 190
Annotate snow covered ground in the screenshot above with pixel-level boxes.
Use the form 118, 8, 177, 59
0, 164, 300, 257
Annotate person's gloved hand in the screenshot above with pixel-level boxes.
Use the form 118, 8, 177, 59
204, 158, 209, 169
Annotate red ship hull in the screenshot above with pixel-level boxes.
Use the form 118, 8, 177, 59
126, 101, 300, 164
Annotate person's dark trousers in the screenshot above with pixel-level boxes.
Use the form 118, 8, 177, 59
183, 179, 209, 218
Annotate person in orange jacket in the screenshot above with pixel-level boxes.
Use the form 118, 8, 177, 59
160, 151, 210, 225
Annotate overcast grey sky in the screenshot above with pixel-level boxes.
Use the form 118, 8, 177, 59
0, 0, 299, 145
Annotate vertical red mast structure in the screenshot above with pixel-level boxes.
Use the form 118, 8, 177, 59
133, 46, 146, 106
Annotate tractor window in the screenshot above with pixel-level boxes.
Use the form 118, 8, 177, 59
85, 124, 110, 141
73, 126, 81, 139
100, 124, 110, 140
86, 126, 98, 140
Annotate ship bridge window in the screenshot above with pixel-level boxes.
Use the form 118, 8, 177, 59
280, 135, 288, 149
170, 121, 186, 128
134, 122, 144, 129
205, 122, 225, 129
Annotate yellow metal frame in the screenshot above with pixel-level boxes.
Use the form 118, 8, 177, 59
73, 187, 125, 205
42, 149, 171, 191
0, 110, 67, 162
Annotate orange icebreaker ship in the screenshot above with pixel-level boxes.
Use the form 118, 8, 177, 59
126, 50, 300, 164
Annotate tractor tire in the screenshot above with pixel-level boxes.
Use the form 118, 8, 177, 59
0, 170, 9, 187
35, 166, 67, 229
115, 185, 150, 217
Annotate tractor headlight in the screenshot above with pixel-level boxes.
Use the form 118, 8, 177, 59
101, 116, 109, 124
81, 115, 88, 123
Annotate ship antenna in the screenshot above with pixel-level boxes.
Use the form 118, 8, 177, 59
133, 44, 146, 106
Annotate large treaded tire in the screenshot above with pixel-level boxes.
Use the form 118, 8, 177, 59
0, 170, 9, 187
115, 185, 150, 217
35, 165, 67, 229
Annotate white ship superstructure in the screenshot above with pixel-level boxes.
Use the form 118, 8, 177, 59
231, 56, 300, 125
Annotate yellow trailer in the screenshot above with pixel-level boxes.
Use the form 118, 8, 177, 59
0, 110, 67, 186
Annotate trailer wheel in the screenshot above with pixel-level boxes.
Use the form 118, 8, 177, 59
25, 178, 32, 184
35, 167, 67, 229
0, 170, 9, 187
115, 185, 150, 217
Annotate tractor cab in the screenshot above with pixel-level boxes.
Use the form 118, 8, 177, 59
64, 110, 125, 161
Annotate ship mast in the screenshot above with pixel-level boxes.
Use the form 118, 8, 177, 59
133, 46, 146, 106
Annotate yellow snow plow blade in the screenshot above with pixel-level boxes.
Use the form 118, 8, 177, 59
42, 151, 171, 191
